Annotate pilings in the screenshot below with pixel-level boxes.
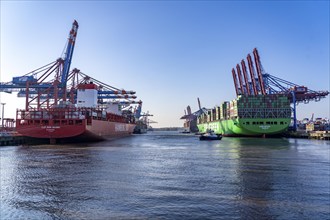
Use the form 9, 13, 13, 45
0, 133, 25, 146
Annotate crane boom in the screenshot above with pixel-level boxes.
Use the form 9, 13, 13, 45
61, 20, 79, 87
231, 48, 329, 104
232, 68, 239, 96
246, 54, 258, 95
241, 59, 251, 95
236, 64, 245, 95
253, 48, 266, 95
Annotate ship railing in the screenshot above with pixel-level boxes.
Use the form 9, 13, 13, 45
17, 108, 87, 120
16, 108, 87, 127
198, 108, 292, 122
17, 118, 85, 127
237, 108, 292, 119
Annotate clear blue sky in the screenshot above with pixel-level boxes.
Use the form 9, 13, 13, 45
1, 1, 329, 127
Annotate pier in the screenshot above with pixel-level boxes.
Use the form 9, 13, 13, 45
286, 130, 330, 140
0, 131, 25, 146
309, 131, 330, 140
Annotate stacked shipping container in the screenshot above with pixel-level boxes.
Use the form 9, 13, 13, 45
198, 94, 291, 124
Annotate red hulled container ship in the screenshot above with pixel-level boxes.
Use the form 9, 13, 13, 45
16, 81, 141, 144
1, 20, 142, 144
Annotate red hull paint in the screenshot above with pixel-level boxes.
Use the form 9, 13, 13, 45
16, 123, 86, 139
85, 119, 136, 140
16, 119, 135, 140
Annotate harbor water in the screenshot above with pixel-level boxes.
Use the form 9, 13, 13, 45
1, 132, 329, 219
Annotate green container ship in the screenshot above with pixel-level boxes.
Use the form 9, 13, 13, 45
197, 95, 291, 136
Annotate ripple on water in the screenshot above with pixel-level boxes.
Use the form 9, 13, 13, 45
1, 133, 329, 219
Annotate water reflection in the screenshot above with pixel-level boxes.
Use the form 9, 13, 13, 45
226, 138, 329, 219
1, 133, 329, 219
231, 138, 288, 219
3, 145, 98, 219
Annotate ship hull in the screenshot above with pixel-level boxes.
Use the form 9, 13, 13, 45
197, 118, 291, 136
133, 123, 148, 134
16, 118, 136, 142
16, 123, 86, 139
86, 119, 136, 140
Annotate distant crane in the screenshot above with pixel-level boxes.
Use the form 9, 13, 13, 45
310, 113, 314, 123
139, 111, 156, 128
146, 119, 157, 128
231, 48, 329, 131
134, 110, 156, 133
180, 98, 209, 133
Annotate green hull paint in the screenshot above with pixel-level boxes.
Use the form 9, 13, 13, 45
197, 118, 291, 136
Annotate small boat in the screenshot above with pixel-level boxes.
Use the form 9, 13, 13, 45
199, 130, 222, 141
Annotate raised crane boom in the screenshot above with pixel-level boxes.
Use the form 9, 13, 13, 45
231, 48, 329, 131
232, 48, 329, 103
0, 21, 140, 111
61, 20, 79, 87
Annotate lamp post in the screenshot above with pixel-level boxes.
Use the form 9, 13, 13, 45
1, 103, 5, 128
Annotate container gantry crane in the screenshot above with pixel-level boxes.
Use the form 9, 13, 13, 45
139, 111, 155, 127
0, 20, 141, 116
231, 48, 329, 131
